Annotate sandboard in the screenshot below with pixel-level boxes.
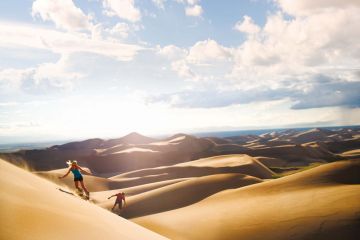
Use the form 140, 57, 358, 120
58, 188, 90, 201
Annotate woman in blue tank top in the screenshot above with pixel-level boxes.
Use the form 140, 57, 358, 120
59, 160, 92, 198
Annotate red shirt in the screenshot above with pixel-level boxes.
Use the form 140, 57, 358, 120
115, 193, 125, 202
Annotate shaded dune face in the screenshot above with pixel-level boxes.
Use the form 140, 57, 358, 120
113, 155, 274, 179
133, 160, 360, 240
115, 173, 262, 219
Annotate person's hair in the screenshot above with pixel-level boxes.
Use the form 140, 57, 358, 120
66, 160, 78, 167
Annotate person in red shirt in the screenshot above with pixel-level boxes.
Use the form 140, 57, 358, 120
108, 192, 126, 212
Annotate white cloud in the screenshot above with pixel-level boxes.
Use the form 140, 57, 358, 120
152, 2, 360, 110
157, 45, 188, 60
276, 0, 360, 16
162, 40, 233, 82
176, 0, 203, 17
0, 68, 34, 91
171, 60, 199, 81
0, 22, 143, 61
32, 0, 91, 31
152, 0, 166, 9
108, 22, 130, 38
102, 0, 141, 22
33, 54, 82, 90
0, 54, 82, 93
234, 15, 260, 34
187, 39, 233, 64
229, 5, 360, 89
186, 0, 200, 5
185, 4, 203, 17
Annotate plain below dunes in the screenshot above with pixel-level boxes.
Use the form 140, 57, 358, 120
0, 160, 167, 240
134, 160, 360, 240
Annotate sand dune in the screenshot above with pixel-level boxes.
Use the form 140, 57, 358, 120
244, 144, 337, 165
3, 127, 359, 175
109, 173, 262, 218
112, 154, 274, 180
92, 178, 191, 203
340, 149, 360, 158
0, 160, 167, 240
254, 156, 288, 167
134, 160, 360, 240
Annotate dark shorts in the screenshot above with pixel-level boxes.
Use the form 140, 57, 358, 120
74, 176, 83, 181
115, 201, 123, 208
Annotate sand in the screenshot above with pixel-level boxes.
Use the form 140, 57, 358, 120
2, 128, 359, 240
108, 173, 262, 218
0, 160, 167, 240
134, 160, 360, 240
113, 154, 274, 180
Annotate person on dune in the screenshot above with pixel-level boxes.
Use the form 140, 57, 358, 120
58, 160, 92, 198
108, 192, 126, 212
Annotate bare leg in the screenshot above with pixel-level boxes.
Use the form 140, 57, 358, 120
74, 181, 82, 192
112, 202, 118, 211
80, 181, 89, 196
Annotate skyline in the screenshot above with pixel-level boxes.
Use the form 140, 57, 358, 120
1, 0, 360, 143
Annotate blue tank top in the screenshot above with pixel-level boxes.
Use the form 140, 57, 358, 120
71, 168, 82, 178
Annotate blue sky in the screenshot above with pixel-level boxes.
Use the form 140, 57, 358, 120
0, 0, 360, 143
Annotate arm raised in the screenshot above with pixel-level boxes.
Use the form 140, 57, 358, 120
78, 166, 92, 175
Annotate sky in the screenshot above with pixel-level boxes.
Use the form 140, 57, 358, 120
0, 0, 360, 143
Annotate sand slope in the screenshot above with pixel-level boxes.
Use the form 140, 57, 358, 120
113, 154, 274, 180
134, 160, 360, 240
107, 173, 262, 218
0, 160, 167, 240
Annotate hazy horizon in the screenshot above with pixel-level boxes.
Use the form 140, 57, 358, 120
1, 0, 359, 144
1, 124, 359, 147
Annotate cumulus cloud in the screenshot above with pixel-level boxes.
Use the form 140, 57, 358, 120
229, 6, 360, 89
176, 0, 203, 17
108, 22, 130, 38
276, 0, 360, 16
157, 45, 188, 60
32, 0, 91, 31
152, 0, 166, 9
0, 22, 142, 61
0, 54, 82, 93
185, 4, 203, 17
102, 0, 141, 22
152, 1, 360, 110
187, 39, 233, 64
171, 60, 199, 81
160, 39, 232, 81
0, 68, 35, 91
234, 15, 260, 34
